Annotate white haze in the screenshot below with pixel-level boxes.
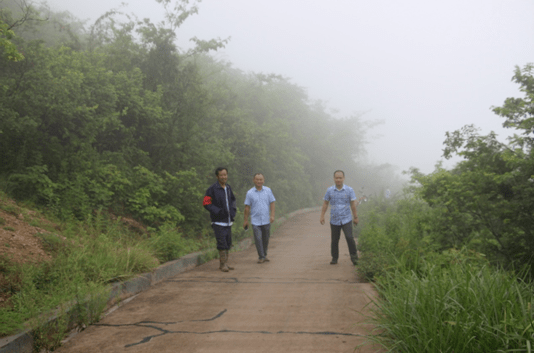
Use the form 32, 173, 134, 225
44, 0, 534, 174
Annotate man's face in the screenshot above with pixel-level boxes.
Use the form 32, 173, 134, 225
254, 174, 264, 189
217, 169, 228, 185
334, 172, 345, 188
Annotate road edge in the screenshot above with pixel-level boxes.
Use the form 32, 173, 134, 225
0, 206, 321, 353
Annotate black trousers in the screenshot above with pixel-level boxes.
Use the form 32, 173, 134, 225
212, 224, 232, 250
330, 222, 357, 260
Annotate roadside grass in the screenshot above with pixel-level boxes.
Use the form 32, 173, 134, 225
356, 196, 534, 353
365, 251, 534, 353
0, 191, 255, 350
0, 215, 159, 340
0, 203, 216, 348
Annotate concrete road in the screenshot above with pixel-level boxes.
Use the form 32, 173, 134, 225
57, 212, 382, 353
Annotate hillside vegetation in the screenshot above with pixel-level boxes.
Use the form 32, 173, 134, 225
0, 1, 402, 349
355, 63, 533, 352
0, 0, 533, 352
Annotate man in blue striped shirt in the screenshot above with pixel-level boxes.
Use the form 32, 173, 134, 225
243, 173, 276, 263
320, 170, 359, 265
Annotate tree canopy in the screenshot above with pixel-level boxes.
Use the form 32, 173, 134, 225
1, 0, 391, 230
410, 63, 534, 272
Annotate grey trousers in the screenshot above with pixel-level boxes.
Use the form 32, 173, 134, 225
252, 224, 271, 259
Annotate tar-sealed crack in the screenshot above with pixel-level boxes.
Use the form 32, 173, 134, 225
94, 309, 363, 348
166, 276, 358, 285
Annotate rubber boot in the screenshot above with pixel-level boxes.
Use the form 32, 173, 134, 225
225, 250, 234, 270
219, 250, 229, 272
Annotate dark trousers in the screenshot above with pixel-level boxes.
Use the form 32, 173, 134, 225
212, 224, 232, 250
330, 222, 357, 260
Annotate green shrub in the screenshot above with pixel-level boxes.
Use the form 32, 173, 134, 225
36, 233, 64, 253
356, 251, 390, 281
145, 223, 197, 263
8, 165, 58, 206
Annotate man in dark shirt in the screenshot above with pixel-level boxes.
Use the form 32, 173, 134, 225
203, 167, 237, 272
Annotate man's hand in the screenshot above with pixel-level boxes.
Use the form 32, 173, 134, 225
320, 200, 329, 225
270, 215, 275, 223
353, 216, 359, 225
243, 220, 249, 229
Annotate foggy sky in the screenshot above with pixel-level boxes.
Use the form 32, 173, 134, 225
44, 0, 534, 174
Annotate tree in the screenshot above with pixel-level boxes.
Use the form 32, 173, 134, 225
412, 63, 534, 275
0, 18, 24, 61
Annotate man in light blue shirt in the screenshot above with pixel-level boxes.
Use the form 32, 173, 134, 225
243, 173, 276, 263
320, 170, 359, 265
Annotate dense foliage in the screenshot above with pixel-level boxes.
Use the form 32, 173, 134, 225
413, 63, 534, 274
4, 1, 531, 351
356, 64, 533, 352
0, 0, 406, 344
0, 0, 394, 232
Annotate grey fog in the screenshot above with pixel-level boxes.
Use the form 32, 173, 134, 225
44, 0, 534, 175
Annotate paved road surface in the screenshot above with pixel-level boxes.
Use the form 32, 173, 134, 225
57, 212, 382, 353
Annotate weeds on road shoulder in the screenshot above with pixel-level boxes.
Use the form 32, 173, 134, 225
0, 207, 214, 342
0, 212, 159, 338
143, 223, 198, 263
367, 254, 534, 353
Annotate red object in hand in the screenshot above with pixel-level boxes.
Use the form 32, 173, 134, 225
203, 196, 212, 206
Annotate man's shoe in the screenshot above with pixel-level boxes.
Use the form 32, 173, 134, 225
350, 254, 358, 266
264, 257, 270, 262
330, 259, 338, 265
257, 258, 265, 264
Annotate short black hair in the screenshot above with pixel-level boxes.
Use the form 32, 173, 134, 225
215, 167, 228, 176
253, 173, 264, 178
333, 170, 345, 177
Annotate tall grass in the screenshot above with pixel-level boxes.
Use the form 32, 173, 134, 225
0, 211, 205, 340
356, 196, 534, 352
368, 255, 534, 352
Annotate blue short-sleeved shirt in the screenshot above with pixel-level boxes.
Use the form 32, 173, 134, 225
244, 186, 276, 226
324, 184, 356, 225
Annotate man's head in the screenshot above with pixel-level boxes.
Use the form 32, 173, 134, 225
215, 167, 228, 186
333, 170, 345, 188
253, 173, 265, 190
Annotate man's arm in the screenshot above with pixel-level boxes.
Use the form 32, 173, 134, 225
203, 187, 222, 216
320, 200, 329, 225
350, 200, 359, 225
229, 187, 237, 219
270, 201, 275, 223
243, 205, 250, 228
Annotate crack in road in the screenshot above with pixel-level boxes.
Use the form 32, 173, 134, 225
94, 309, 363, 348
95, 309, 228, 328
166, 276, 359, 285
